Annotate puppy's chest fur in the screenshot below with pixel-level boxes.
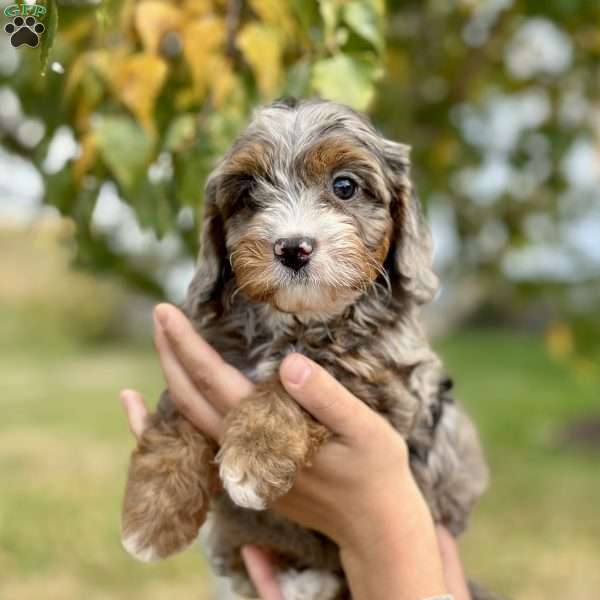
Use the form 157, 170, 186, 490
196, 293, 444, 447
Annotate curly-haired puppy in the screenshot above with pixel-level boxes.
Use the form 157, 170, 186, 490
121, 99, 489, 599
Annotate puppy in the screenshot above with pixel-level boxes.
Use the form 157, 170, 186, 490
121, 99, 489, 599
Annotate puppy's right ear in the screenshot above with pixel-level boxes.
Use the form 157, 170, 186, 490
183, 171, 229, 317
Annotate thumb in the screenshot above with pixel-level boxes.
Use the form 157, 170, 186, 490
279, 353, 375, 439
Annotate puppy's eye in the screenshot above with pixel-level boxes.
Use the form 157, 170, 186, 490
332, 176, 357, 200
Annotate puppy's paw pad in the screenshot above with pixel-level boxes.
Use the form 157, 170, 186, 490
121, 532, 161, 562
219, 461, 266, 510
277, 569, 341, 600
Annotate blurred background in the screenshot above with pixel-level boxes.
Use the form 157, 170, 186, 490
1, 0, 599, 598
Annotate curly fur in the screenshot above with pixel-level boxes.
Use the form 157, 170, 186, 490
121, 99, 489, 599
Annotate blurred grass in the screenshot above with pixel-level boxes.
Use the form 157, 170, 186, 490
1, 222, 599, 599
0, 339, 213, 599
439, 332, 600, 600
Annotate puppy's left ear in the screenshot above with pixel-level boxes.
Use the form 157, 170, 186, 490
183, 172, 230, 318
383, 140, 439, 305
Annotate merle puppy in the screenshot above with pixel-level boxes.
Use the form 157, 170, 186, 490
121, 99, 489, 599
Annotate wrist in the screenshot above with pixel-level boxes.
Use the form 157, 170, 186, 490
337, 478, 448, 600
335, 467, 428, 550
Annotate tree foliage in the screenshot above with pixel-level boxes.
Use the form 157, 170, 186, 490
2, 0, 600, 363
3, 0, 385, 293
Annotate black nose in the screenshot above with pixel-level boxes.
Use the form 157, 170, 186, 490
273, 237, 315, 271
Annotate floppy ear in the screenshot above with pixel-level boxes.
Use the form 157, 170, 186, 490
383, 140, 439, 305
183, 170, 230, 318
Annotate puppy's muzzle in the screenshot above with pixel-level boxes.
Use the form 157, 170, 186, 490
273, 236, 315, 271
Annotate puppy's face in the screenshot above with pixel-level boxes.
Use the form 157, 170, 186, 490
195, 101, 437, 317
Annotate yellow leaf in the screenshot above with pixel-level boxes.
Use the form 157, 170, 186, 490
88, 49, 119, 81
111, 53, 168, 138
237, 23, 283, 100
370, 0, 385, 18
248, 0, 296, 39
182, 0, 217, 19
72, 133, 97, 182
181, 16, 227, 101
545, 322, 574, 360
64, 53, 89, 99
64, 49, 114, 97
209, 55, 235, 108
134, 0, 182, 54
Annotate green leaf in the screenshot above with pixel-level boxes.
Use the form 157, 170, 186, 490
319, 0, 340, 48
342, 1, 384, 53
311, 54, 382, 111
164, 114, 198, 153
45, 164, 76, 214
95, 0, 122, 30
290, 0, 319, 32
40, 0, 58, 74
174, 144, 212, 207
92, 115, 152, 194
282, 59, 312, 98
130, 177, 172, 237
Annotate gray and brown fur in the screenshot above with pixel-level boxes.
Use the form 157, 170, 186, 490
121, 99, 489, 599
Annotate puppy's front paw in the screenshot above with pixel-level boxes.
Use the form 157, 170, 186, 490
219, 456, 269, 510
217, 441, 298, 510
216, 383, 329, 510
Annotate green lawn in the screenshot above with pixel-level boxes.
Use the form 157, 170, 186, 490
0, 335, 212, 599
1, 325, 598, 599
439, 331, 600, 600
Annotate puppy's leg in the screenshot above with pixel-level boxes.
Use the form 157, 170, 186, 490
121, 411, 218, 561
217, 381, 329, 510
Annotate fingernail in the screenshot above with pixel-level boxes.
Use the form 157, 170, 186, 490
283, 354, 311, 386
241, 544, 259, 557
119, 389, 133, 404
154, 304, 169, 328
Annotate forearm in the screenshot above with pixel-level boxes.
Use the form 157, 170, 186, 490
338, 479, 448, 600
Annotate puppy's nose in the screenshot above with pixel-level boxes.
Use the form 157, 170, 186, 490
273, 237, 315, 271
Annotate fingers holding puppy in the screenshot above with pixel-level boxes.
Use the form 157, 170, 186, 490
121, 304, 254, 443
154, 304, 258, 440
153, 316, 222, 440
155, 303, 254, 412
120, 389, 149, 441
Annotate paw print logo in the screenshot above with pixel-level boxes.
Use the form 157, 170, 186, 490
4, 16, 45, 48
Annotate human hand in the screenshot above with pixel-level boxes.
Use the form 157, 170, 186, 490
120, 303, 470, 600
240, 530, 472, 600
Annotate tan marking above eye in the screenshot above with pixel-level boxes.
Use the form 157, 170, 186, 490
225, 142, 274, 180
297, 136, 378, 182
